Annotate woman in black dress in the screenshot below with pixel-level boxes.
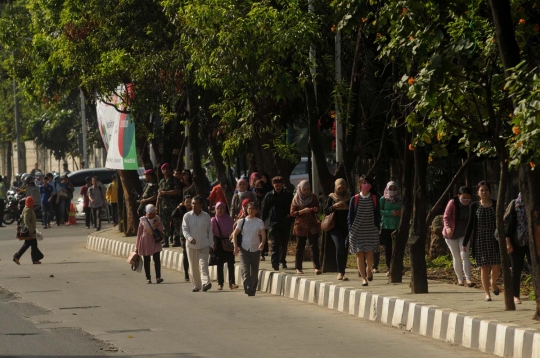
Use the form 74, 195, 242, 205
463, 181, 501, 301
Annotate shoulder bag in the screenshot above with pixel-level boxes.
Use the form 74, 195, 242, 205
145, 217, 164, 244
236, 219, 247, 247
321, 198, 336, 232
215, 220, 235, 252
16, 221, 31, 240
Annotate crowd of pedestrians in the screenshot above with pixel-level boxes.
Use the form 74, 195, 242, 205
3, 162, 533, 304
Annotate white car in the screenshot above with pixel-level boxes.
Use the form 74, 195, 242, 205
289, 157, 309, 189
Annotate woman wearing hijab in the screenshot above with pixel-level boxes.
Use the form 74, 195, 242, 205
13, 197, 44, 265
249, 172, 260, 190
373, 181, 402, 275
290, 180, 321, 275
230, 178, 257, 220
504, 193, 532, 304
260, 173, 273, 194
211, 202, 238, 290
324, 178, 351, 280
348, 176, 381, 287
135, 204, 164, 284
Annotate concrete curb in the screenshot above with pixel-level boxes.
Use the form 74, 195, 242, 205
86, 235, 540, 358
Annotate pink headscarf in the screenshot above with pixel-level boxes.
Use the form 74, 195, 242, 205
249, 172, 260, 187
211, 202, 234, 237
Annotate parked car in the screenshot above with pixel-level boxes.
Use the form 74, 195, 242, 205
289, 157, 309, 189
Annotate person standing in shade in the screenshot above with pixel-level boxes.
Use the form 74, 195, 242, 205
138, 169, 158, 216
62, 162, 71, 176
135, 204, 164, 284
348, 176, 381, 287
174, 195, 193, 281
262, 176, 293, 271
443, 186, 475, 287
80, 177, 92, 229
290, 180, 321, 275
0, 175, 6, 227
373, 181, 402, 275
463, 181, 500, 302
39, 175, 54, 229
324, 178, 351, 281
230, 178, 257, 220
88, 176, 105, 231
504, 193, 532, 305
182, 196, 213, 292
106, 174, 119, 227
13, 197, 44, 265
158, 163, 181, 247
211, 202, 238, 290
232, 202, 266, 296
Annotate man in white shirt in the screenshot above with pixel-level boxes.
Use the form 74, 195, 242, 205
182, 196, 213, 292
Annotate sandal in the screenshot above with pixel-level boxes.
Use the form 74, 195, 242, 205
493, 288, 500, 296
315, 269, 322, 275
229, 284, 239, 290
514, 297, 522, 304
343, 277, 349, 281
156, 278, 163, 284
147, 279, 152, 284
296, 270, 304, 275
337, 274, 344, 280
466, 281, 476, 288
457, 281, 464, 286
13, 257, 20, 265
218, 285, 223, 291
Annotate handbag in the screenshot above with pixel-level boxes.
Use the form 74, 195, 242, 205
36, 231, 43, 241
321, 211, 336, 231
208, 250, 219, 266
145, 217, 164, 243
127, 251, 140, 271
235, 219, 247, 247
16, 221, 31, 240
215, 220, 234, 252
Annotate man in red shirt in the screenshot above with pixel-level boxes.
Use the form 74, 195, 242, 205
208, 183, 227, 214
79, 176, 92, 228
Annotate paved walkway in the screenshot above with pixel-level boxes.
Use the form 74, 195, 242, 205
87, 227, 540, 358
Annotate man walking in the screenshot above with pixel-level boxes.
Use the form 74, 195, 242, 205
88, 176, 105, 231
182, 196, 213, 292
0, 176, 7, 227
39, 176, 53, 228
262, 176, 294, 271
158, 163, 181, 247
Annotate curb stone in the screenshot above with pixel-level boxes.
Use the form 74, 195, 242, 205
86, 235, 540, 358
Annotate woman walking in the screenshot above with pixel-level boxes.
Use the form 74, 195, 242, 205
504, 193, 532, 304
211, 202, 238, 290
13, 197, 44, 265
290, 180, 321, 275
348, 176, 381, 287
373, 181, 402, 275
443, 186, 475, 287
324, 178, 350, 280
135, 204, 164, 284
230, 178, 257, 220
232, 202, 266, 296
463, 181, 500, 301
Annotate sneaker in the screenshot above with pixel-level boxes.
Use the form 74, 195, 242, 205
202, 282, 212, 292
192, 287, 200, 292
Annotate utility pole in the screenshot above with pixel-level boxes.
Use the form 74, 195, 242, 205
335, 29, 343, 164
13, 77, 22, 174
185, 94, 191, 170
80, 89, 88, 168
308, 0, 319, 194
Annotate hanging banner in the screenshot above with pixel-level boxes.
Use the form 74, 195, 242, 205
96, 86, 138, 170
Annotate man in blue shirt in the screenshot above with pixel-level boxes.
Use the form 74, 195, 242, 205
39, 176, 53, 228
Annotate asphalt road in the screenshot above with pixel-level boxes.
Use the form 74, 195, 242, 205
0, 223, 490, 358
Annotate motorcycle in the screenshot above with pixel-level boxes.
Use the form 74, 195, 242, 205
3, 193, 23, 225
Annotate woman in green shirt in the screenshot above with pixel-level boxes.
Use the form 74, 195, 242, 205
373, 181, 401, 274
13, 197, 44, 265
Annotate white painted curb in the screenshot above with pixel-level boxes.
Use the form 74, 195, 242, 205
86, 235, 539, 358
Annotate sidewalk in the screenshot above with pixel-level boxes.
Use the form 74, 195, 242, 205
86, 228, 540, 358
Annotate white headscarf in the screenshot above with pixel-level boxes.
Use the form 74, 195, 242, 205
146, 204, 156, 214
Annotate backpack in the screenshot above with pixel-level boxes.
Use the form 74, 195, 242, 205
353, 193, 378, 208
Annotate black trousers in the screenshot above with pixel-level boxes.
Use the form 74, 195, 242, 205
260, 231, 269, 258
91, 207, 101, 229
295, 234, 320, 271
110, 203, 118, 224
216, 246, 236, 286
181, 238, 190, 280
84, 207, 91, 227
0, 198, 5, 226
373, 229, 394, 270
269, 224, 291, 269
14, 239, 44, 262
329, 228, 348, 275
509, 244, 532, 298
143, 252, 161, 280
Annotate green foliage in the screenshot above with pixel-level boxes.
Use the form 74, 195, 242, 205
426, 254, 453, 269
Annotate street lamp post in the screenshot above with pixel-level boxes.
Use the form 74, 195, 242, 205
13, 77, 22, 174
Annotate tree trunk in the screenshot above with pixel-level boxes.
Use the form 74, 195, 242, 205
410, 146, 429, 293
189, 115, 210, 206
389, 131, 414, 283
489, 0, 521, 75
117, 170, 142, 236
519, 165, 540, 320
494, 144, 515, 310
6, 142, 13, 183
117, 171, 125, 233
209, 135, 234, 207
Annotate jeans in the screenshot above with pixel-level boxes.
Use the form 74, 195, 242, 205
181, 238, 190, 280
143, 252, 162, 280
14, 239, 44, 262
373, 229, 394, 270
269, 224, 291, 269
239, 247, 260, 295
445, 236, 472, 282
84, 207, 91, 227
56, 197, 67, 225
41, 202, 51, 225
509, 244, 532, 298
110, 203, 118, 224
295, 234, 320, 271
91, 207, 102, 230
329, 228, 348, 275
